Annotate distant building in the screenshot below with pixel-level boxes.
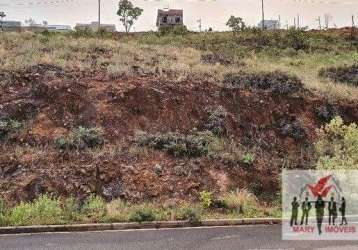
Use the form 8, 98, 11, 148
46, 25, 72, 32
156, 9, 183, 28
75, 22, 116, 32
1, 20, 22, 31
258, 20, 280, 30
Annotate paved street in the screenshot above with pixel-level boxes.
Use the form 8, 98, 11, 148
0, 225, 357, 250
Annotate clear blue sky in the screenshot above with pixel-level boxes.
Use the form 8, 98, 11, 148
1, 0, 358, 31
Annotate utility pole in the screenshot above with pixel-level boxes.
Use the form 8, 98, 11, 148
278, 15, 281, 29
261, 0, 265, 30
316, 16, 321, 30
294, 17, 296, 29
197, 18, 202, 32
297, 14, 300, 29
98, 0, 101, 31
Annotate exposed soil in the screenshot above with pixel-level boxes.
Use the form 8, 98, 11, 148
1, 64, 358, 205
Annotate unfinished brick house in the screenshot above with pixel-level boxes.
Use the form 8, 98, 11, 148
156, 9, 183, 28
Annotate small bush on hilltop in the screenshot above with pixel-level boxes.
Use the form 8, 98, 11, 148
55, 126, 104, 150
319, 64, 358, 86
159, 25, 188, 36
135, 130, 216, 157
282, 28, 309, 51
223, 71, 304, 95
0, 118, 22, 140
316, 116, 358, 170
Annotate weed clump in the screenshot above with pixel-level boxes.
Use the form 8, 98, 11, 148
204, 106, 227, 136
135, 130, 216, 157
315, 104, 338, 123
223, 71, 303, 95
278, 119, 306, 140
200, 53, 234, 66
0, 118, 22, 140
128, 205, 157, 223
55, 126, 104, 150
319, 64, 358, 86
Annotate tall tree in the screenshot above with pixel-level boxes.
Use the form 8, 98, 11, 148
0, 12, 6, 32
117, 0, 143, 33
226, 16, 246, 33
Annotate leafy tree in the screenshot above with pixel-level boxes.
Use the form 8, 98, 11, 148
315, 117, 358, 170
117, 0, 143, 33
226, 15, 246, 33
25, 18, 36, 27
0, 11, 6, 32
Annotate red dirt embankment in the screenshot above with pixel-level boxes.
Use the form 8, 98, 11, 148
0, 65, 357, 205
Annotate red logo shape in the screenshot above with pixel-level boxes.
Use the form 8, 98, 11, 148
307, 175, 333, 197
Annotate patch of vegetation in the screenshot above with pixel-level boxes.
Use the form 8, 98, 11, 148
319, 64, 358, 86
241, 153, 255, 165
200, 53, 234, 66
8, 195, 63, 226
0, 118, 22, 140
204, 106, 227, 136
315, 104, 338, 123
220, 190, 259, 216
159, 25, 188, 36
223, 71, 304, 95
315, 116, 358, 170
135, 130, 216, 158
278, 118, 306, 140
0, 199, 7, 226
81, 194, 106, 222
175, 205, 202, 225
55, 126, 104, 150
199, 191, 213, 209
128, 205, 158, 223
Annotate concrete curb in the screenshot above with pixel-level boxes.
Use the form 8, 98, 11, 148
0, 218, 281, 235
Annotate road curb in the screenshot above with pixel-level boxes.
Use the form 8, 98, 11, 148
0, 218, 281, 235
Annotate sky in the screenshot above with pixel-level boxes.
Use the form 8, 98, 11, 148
1, 0, 358, 31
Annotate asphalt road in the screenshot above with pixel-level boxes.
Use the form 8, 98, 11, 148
1, 225, 358, 250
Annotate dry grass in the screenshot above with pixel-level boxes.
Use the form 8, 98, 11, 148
1, 32, 357, 100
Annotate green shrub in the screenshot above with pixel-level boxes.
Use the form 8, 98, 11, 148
221, 190, 259, 216
55, 126, 104, 150
0, 118, 22, 140
128, 206, 157, 223
81, 194, 106, 221
135, 130, 215, 158
8, 195, 63, 226
242, 153, 255, 165
62, 197, 80, 222
282, 28, 309, 50
159, 25, 188, 36
316, 117, 358, 170
199, 191, 213, 209
175, 205, 202, 225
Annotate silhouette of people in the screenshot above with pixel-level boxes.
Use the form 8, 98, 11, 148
340, 197, 348, 225
290, 196, 299, 227
300, 197, 311, 225
328, 197, 337, 225
315, 195, 325, 235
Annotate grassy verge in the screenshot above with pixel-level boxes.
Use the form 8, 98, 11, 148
0, 190, 280, 227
